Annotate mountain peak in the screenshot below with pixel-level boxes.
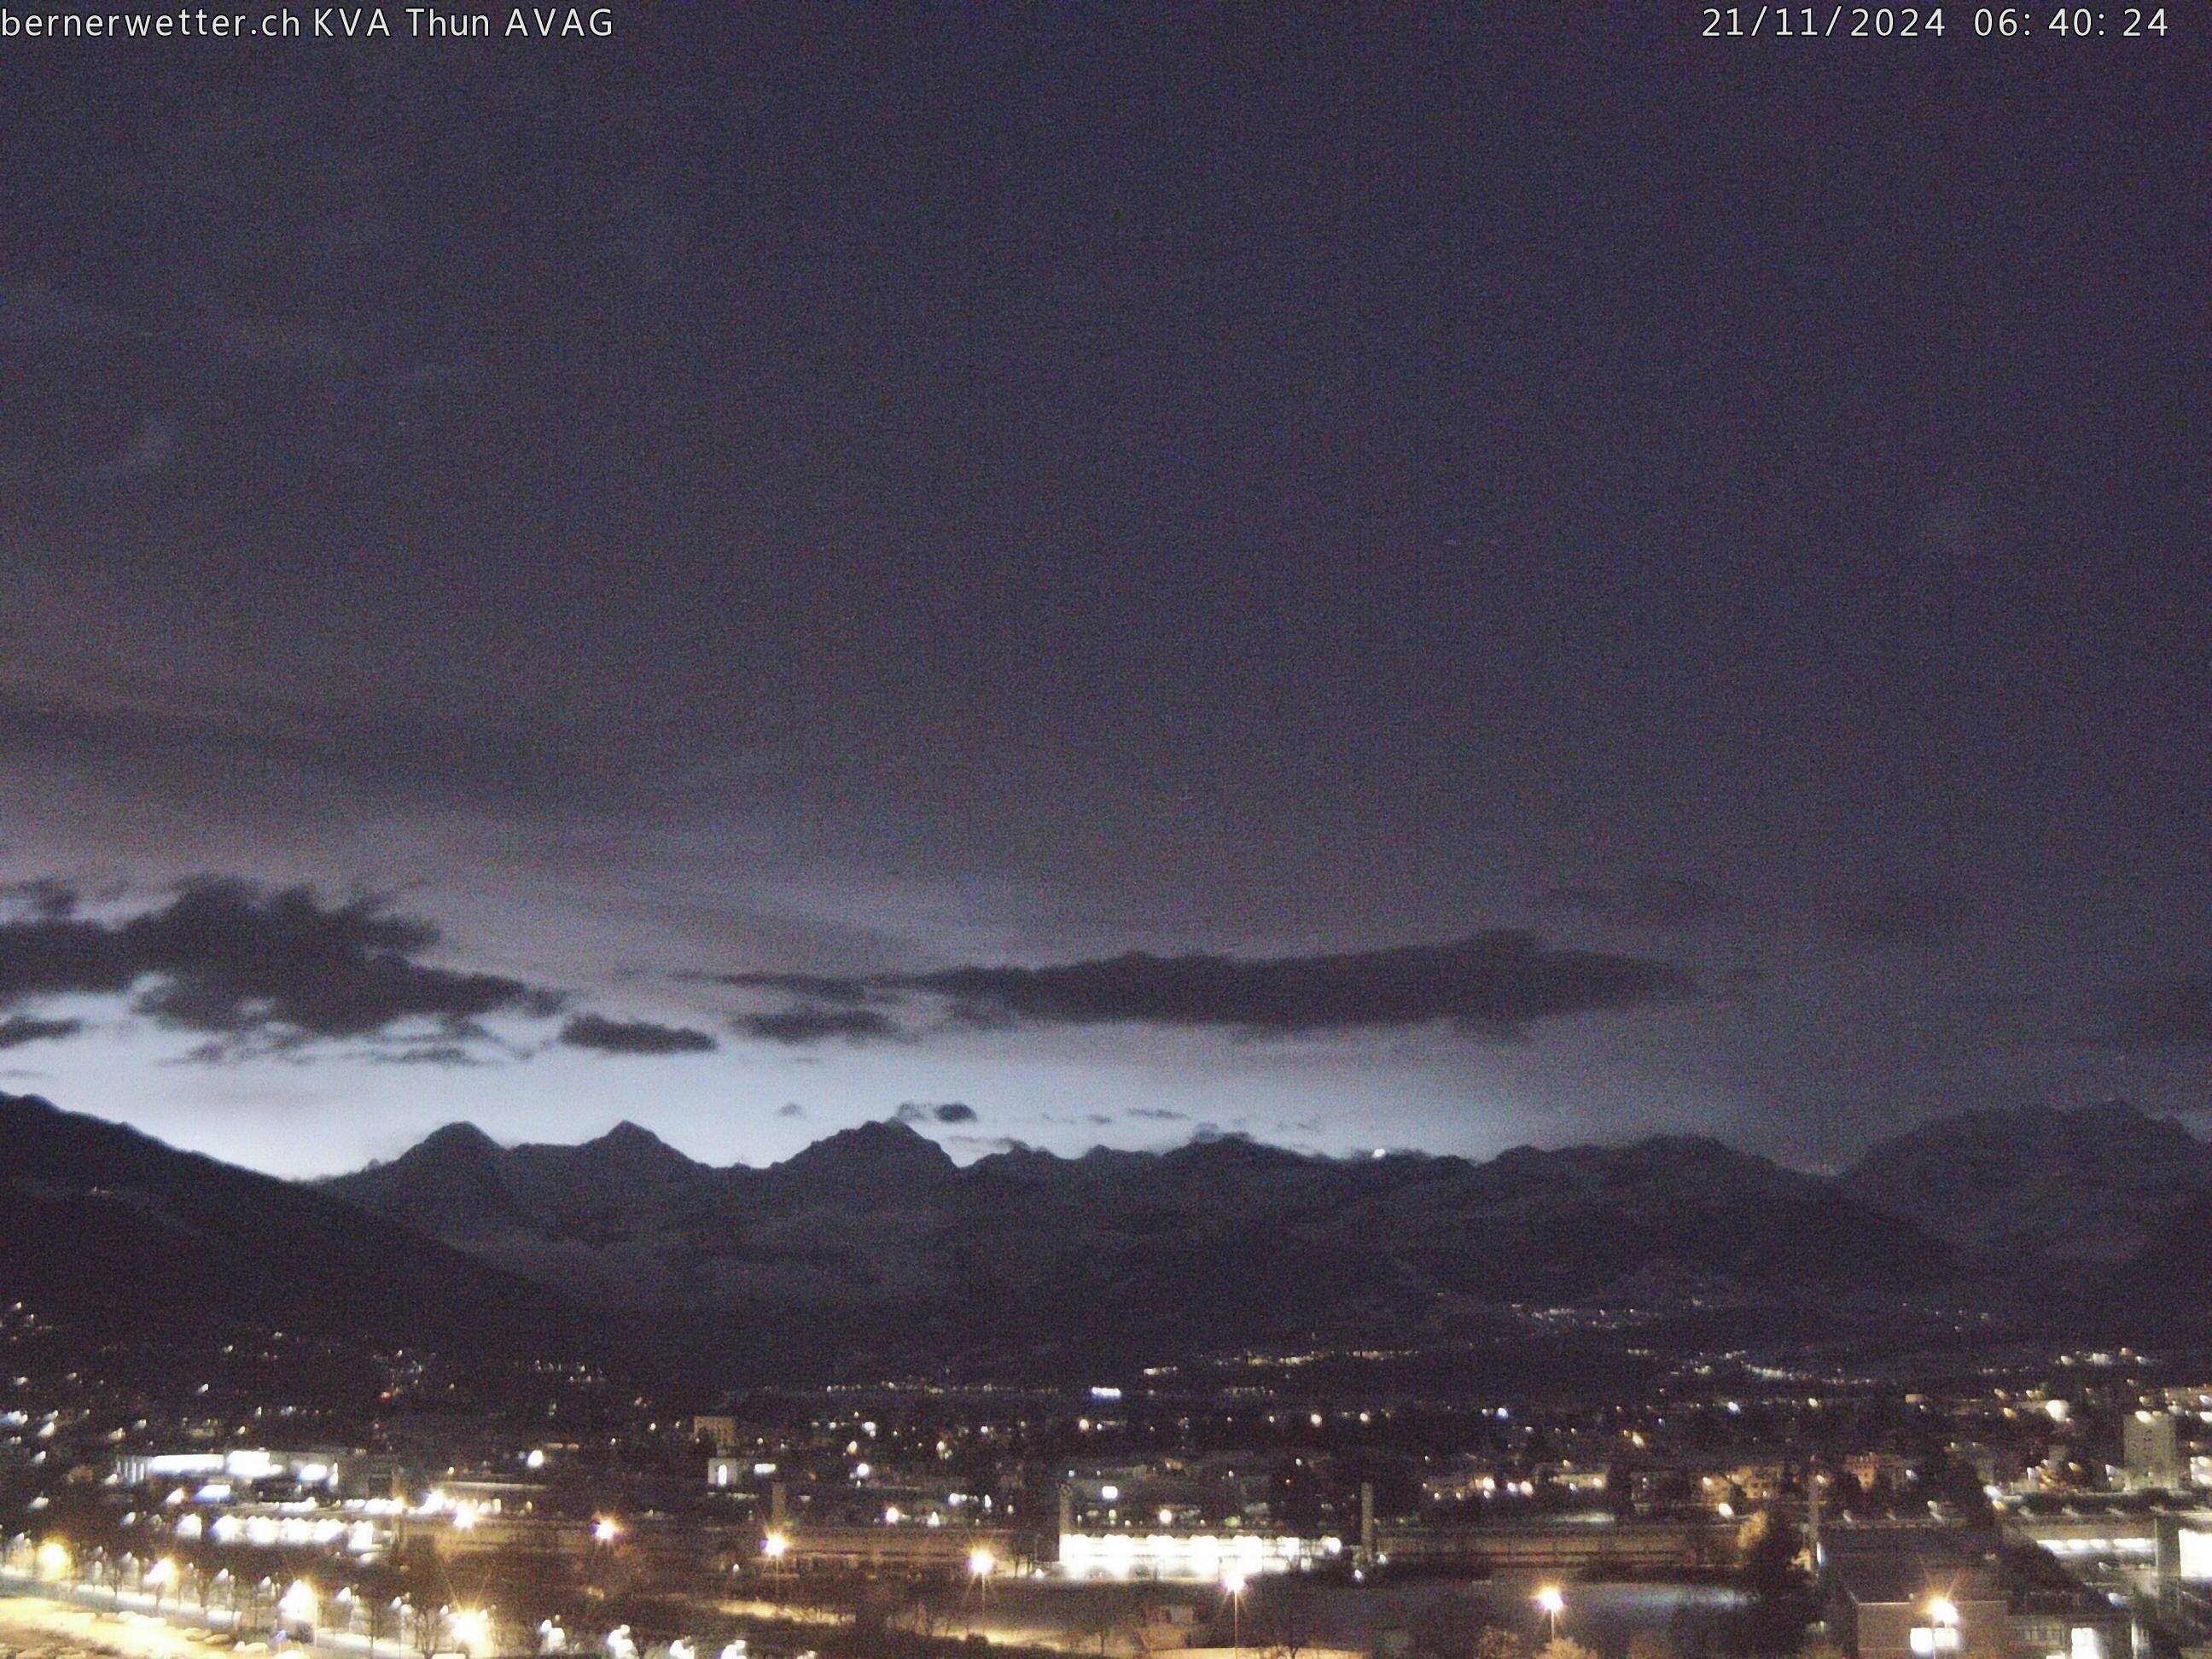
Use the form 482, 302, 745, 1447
773, 1117, 958, 1185
411, 1121, 502, 1160
1167, 1132, 1310, 1169
1843, 1100, 2212, 1258
589, 1119, 674, 1151
577, 1119, 700, 1175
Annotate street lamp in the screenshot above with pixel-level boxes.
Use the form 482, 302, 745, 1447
1534, 1586, 1565, 1644
969, 1546, 996, 1608
1222, 1567, 1248, 1659
448, 1607, 494, 1656
1914, 1597, 1962, 1656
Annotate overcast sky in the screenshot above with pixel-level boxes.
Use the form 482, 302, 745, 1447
1, 8, 2206, 1178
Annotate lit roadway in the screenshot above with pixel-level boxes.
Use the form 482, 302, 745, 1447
0, 1576, 399, 1659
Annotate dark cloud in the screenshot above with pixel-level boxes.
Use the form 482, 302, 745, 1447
734, 1004, 901, 1045
559, 1013, 718, 1056
1, 879, 79, 919
0, 1014, 82, 1049
726, 931, 1690, 1042
710, 970, 875, 1004
1537, 876, 1735, 928
2088, 977, 2212, 1049
776, 1102, 806, 1118
893, 1101, 978, 1125
367, 1043, 492, 1068
0, 876, 561, 1055
1127, 1107, 1190, 1121
1837, 882, 1970, 948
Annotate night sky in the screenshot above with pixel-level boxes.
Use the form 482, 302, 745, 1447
1, 7, 2206, 1177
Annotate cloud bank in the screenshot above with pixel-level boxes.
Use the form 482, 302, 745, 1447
560, 1013, 719, 1056
0, 877, 714, 1064
722, 929, 1691, 1044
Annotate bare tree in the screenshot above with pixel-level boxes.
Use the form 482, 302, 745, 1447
1470, 1631, 1534, 1659
1249, 1581, 1326, 1659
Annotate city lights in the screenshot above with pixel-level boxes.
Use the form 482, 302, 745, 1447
278, 1580, 319, 1625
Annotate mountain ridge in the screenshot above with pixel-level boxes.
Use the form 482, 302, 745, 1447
1839, 1098, 2212, 1263
10, 1092, 2209, 1377
0, 1091, 566, 1348
321, 1111, 1972, 1326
